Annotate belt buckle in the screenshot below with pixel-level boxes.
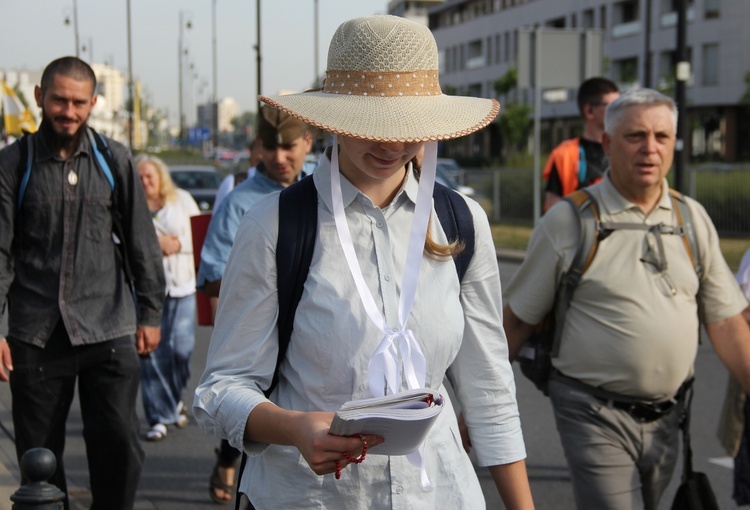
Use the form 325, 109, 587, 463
630, 400, 675, 423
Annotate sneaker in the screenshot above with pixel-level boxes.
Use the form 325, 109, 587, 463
175, 401, 189, 429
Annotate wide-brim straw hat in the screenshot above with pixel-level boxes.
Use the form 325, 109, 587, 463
260, 15, 500, 143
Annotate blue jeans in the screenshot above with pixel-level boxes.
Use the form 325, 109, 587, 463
140, 293, 196, 426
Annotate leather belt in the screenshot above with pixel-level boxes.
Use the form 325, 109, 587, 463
552, 371, 694, 423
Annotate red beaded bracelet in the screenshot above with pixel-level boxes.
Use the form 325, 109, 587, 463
335, 435, 368, 480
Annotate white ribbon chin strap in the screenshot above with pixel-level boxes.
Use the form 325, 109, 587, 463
330, 136, 438, 488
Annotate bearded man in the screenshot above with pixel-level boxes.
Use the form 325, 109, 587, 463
0, 56, 165, 510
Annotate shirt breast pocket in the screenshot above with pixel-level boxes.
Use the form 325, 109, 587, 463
84, 196, 113, 243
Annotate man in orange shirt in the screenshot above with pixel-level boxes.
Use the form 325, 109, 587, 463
543, 77, 619, 211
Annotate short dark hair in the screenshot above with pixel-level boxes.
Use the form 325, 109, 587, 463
576, 77, 619, 115
40, 56, 97, 96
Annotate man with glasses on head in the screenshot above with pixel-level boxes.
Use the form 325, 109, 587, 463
543, 77, 620, 212
503, 88, 750, 509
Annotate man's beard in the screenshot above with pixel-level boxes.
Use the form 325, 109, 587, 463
39, 109, 87, 155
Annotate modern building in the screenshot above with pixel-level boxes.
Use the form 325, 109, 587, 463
197, 97, 239, 134
425, 0, 750, 162
388, 0, 445, 25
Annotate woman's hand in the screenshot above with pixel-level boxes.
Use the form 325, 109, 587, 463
158, 234, 181, 256
290, 412, 383, 476
245, 405, 384, 477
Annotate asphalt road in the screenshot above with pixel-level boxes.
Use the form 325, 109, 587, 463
0, 256, 743, 509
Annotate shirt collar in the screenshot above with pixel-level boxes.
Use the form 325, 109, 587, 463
600, 172, 673, 216
313, 150, 416, 213
34, 126, 92, 162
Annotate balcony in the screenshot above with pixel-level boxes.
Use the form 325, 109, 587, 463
466, 55, 486, 70
611, 20, 641, 38
660, 7, 696, 28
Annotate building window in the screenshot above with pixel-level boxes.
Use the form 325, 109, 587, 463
547, 16, 566, 28
504, 31, 511, 62
571, 13, 577, 28
582, 9, 594, 28
467, 39, 485, 69
467, 83, 482, 97
600, 5, 607, 29
705, 0, 720, 18
495, 34, 501, 64
614, 56, 639, 83
614, 0, 639, 24
702, 43, 719, 85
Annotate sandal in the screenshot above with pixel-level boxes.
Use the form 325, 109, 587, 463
146, 423, 167, 442
209, 449, 235, 504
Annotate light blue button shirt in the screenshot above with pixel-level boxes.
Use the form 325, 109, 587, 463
194, 155, 526, 509
196, 169, 286, 287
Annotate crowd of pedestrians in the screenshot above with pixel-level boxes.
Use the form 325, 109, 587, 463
0, 13, 749, 510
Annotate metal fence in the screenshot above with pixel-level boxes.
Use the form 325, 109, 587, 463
458, 164, 750, 237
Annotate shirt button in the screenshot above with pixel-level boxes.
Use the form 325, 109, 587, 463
376, 221, 384, 228
395, 486, 403, 494
384, 274, 391, 281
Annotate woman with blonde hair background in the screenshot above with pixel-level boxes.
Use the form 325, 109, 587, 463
195, 15, 533, 509
136, 154, 200, 441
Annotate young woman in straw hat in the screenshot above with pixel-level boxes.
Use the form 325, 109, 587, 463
194, 15, 534, 509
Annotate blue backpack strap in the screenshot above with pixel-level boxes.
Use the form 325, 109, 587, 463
86, 127, 115, 190
577, 139, 587, 186
433, 182, 475, 283
16, 135, 33, 210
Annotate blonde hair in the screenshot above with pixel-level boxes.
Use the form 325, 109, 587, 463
410, 156, 465, 261
134, 153, 178, 203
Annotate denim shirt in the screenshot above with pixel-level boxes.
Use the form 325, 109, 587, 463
0, 129, 165, 347
196, 167, 288, 288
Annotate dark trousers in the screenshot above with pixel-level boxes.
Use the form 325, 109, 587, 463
9, 320, 144, 510
218, 438, 241, 467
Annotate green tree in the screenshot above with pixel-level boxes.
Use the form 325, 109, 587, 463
494, 68, 532, 160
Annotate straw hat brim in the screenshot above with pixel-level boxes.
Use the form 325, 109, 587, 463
260, 92, 500, 143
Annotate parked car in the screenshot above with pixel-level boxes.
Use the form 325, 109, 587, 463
436, 158, 475, 197
169, 165, 223, 211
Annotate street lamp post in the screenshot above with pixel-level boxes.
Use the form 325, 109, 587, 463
212, 0, 219, 150
63, 0, 80, 58
127, 0, 134, 150
674, 0, 689, 193
255, 0, 261, 113
178, 11, 192, 148
314, 0, 319, 88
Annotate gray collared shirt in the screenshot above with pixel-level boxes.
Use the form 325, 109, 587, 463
0, 129, 165, 346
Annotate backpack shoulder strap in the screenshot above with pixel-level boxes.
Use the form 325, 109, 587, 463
552, 189, 601, 356
86, 127, 115, 190
16, 134, 32, 210
273, 174, 317, 397
433, 183, 475, 283
668, 188, 703, 280
561, 189, 601, 299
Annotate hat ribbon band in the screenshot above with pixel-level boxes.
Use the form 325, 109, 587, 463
322, 70, 442, 97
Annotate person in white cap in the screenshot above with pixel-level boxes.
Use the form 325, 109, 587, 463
194, 15, 533, 509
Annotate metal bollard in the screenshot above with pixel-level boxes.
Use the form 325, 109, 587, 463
10, 448, 66, 509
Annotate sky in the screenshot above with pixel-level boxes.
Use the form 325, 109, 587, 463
2, 0, 388, 125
